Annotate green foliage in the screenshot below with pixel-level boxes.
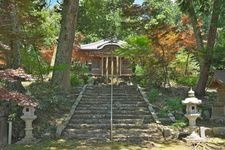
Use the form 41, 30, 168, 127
21, 46, 51, 80
144, 0, 181, 29
213, 28, 225, 69
70, 74, 82, 86
148, 88, 159, 103
116, 35, 164, 87
24, 8, 60, 47
135, 65, 144, 76
170, 49, 199, 86
0, 100, 24, 141
70, 63, 89, 86
115, 35, 151, 57
163, 97, 183, 114
176, 76, 198, 87
171, 119, 187, 129
77, 0, 127, 42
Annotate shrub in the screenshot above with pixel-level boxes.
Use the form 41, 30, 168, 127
148, 88, 159, 103
171, 119, 187, 129
176, 75, 198, 87
70, 62, 89, 86
165, 97, 183, 112
70, 74, 82, 86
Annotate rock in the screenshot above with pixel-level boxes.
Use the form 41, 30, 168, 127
163, 128, 172, 138
202, 110, 211, 119
163, 127, 178, 140
183, 131, 205, 143
212, 127, 225, 137
205, 128, 213, 137
178, 132, 190, 140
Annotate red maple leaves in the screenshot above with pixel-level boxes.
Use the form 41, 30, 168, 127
0, 68, 37, 107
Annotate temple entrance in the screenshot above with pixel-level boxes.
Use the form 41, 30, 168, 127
102, 57, 120, 77
77, 39, 133, 78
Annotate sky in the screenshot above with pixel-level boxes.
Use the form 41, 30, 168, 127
48, 0, 144, 6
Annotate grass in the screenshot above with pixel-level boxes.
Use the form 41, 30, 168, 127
4, 137, 225, 150
3, 138, 187, 150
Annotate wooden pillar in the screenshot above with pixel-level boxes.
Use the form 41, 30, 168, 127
111, 56, 114, 84
116, 56, 119, 83
101, 57, 104, 76
119, 57, 122, 76
106, 56, 108, 83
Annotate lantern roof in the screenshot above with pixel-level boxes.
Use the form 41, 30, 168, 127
182, 88, 202, 104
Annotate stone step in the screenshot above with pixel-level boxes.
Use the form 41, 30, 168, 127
79, 101, 146, 105
74, 110, 150, 115
69, 119, 146, 124
72, 114, 152, 120
67, 123, 154, 129
82, 94, 142, 97
75, 106, 149, 111
77, 103, 147, 108
61, 85, 161, 142
112, 128, 159, 135
81, 98, 144, 101
112, 134, 163, 142
65, 128, 109, 134
64, 128, 159, 138
63, 131, 109, 140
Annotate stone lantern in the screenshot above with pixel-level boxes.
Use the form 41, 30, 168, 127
182, 88, 202, 126
19, 106, 37, 143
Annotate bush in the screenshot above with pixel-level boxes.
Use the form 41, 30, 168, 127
148, 88, 159, 103
176, 76, 198, 87
171, 119, 187, 129
165, 97, 183, 112
21, 47, 51, 81
70, 62, 89, 86
71, 74, 82, 86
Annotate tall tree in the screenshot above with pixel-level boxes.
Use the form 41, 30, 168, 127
0, 0, 53, 69
0, 0, 22, 68
77, 0, 136, 42
177, 0, 224, 97
52, 0, 79, 91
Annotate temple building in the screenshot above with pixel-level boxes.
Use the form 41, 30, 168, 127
209, 70, 225, 120
75, 39, 133, 79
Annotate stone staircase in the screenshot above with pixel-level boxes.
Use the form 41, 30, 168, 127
62, 85, 163, 142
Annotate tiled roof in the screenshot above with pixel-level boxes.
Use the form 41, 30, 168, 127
79, 39, 126, 50
209, 70, 225, 88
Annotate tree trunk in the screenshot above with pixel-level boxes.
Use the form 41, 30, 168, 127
52, 0, 79, 91
195, 0, 221, 97
184, 51, 189, 76
187, 0, 221, 97
7, 1, 21, 69
188, 0, 204, 51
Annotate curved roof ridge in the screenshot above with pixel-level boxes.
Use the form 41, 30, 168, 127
79, 39, 126, 50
